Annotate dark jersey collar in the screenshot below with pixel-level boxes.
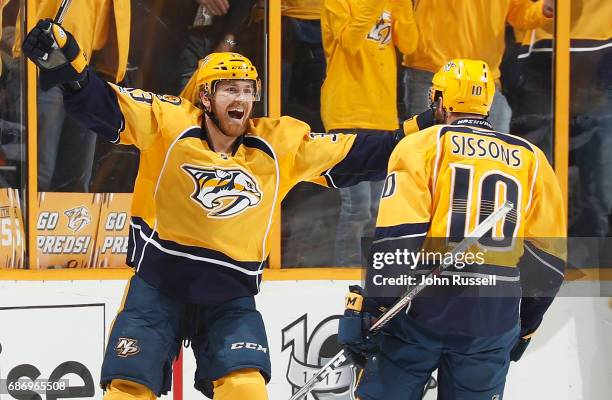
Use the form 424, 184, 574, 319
451, 118, 493, 130
200, 123, 245, 156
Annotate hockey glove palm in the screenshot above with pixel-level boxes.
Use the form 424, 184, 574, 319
22, 19, 88, 91
338, 285, 386, 366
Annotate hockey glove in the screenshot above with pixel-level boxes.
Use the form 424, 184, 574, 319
510, 335, 532, 362
337, 285, 387, 367
22, 19, 88, 91
402, 107, 436, 135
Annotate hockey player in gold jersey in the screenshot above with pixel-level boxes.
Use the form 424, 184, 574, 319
338, 59, 566, 400
22, 20, 403, 400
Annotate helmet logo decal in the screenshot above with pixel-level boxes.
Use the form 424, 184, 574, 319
182, 165, 263, 218
432, 59, 495, 115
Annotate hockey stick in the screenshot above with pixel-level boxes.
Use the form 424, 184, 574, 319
287, 201, 514, 400
54, 0, 73, 24
41, 0, 73, 61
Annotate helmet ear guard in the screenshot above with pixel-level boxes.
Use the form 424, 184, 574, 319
428, 87, 443, 109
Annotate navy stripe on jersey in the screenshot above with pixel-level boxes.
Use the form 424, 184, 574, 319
519, 38, 612, 54
370, 224, 430, 268
244, 136, 276, 160
129, 217, 262, 272
64, 69, 124, 142
179, 127, 202, 140
519, 241, 565, 297
452, 118, 493, 130
524, 241, 565, 277
127, 217, 263, 304
373, 222, 430, 242
323, 132, 399, 188
517, 241, 565, 335
440, 125, 535, 153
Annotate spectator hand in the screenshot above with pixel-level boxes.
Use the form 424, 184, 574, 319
542, 0, 554, 18
22, 19, 88, 91
198, 0, 230, 17
213, 34, 238, 52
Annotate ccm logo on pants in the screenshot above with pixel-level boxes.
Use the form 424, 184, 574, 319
230, 342, 268, 353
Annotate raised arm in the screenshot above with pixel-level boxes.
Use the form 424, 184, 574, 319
391, 0, 419, 56
62, 71, 180, 151
322, 0, 386, 56
21, 19, 185, 150
507, 0, 553, 30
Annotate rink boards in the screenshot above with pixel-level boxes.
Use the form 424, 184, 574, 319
0, 279, 610, 400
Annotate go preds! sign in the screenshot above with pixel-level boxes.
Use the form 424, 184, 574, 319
35, 192, 132, 268
35, 193, 101, 268
282, 314, 358, 400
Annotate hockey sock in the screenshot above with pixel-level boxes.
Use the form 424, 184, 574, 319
213, 368, 268, 400
103, 379, 157, 400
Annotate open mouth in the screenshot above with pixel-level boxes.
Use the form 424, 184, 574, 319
227, 109, 245, 121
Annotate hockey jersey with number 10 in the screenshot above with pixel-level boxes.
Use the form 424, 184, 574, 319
372, 118, 566, 337
64, 70, 397, 305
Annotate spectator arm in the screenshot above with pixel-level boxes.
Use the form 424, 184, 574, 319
324, 0, 386, 55
508, 0, 552, 30
391, 0, 418, 55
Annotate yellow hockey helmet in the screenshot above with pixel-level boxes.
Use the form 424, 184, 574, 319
180, 52, 261, 105
429, 59, 495, 115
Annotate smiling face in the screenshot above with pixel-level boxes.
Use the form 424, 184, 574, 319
201, 80, 255, 138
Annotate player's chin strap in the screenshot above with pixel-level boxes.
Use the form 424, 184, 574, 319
429, 99, 448, 125
204, 98, 221, 128
203, 93, 223, 130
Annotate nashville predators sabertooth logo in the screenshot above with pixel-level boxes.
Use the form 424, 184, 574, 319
64, 206, 91, 233
182, 165, 263, 218
367, 11, 391, 45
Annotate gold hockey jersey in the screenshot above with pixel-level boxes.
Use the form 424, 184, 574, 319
320, 0, 418, 131
372, 118, 566, 336
64, 70, 397, 304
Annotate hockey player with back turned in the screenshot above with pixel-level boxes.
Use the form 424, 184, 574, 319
21, 19, 404, 400
338, 59, 566, 400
